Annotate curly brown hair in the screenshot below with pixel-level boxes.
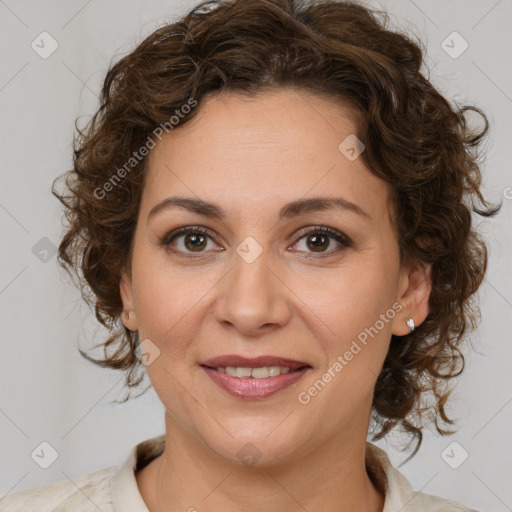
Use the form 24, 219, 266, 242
52, 0, 501, 458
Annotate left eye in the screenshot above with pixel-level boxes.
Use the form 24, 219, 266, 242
291, 227, 353, 256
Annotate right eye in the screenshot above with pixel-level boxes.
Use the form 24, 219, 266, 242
161, 226, 223, 256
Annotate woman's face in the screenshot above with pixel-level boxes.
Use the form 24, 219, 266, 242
120, 88, 431, 465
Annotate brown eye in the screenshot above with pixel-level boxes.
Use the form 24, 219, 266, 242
291, 226, 353, 257
162, 226, 220, 255
305, 233, 330, 252
183, 232, 208, 251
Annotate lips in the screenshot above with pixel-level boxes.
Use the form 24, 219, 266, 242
200, 355, 311, 371
200, 354, 312, 399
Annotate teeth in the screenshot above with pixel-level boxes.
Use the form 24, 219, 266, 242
252, 367, 271, 378
236, 367, 252, 378
217, 366, 294, 378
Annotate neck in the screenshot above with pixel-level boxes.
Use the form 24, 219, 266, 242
136, 414, 385, 512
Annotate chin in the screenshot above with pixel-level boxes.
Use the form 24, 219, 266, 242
195, 419, 310, 469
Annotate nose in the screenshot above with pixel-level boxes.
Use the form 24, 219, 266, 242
213, 247, 292, 336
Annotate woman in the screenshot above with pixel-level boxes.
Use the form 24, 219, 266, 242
1, 0, 500, 510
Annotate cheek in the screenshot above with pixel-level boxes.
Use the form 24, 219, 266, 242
130, 245, 213, 333
129, 253, 231, 387
297, 261, 397, 392
292, 267, 396, 425
304, 260, 395, 333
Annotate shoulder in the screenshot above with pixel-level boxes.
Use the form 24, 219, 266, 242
365, 442, 480, 512
0, 465, 117, 512
406, 489, 480, 511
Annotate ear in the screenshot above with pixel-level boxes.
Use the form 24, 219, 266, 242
119, 269, 139, 332
392, 259, 432, 336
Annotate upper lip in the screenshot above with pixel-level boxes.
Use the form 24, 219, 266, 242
200, 355, 311, 371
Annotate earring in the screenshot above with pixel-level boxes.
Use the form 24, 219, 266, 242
406, 317, 415, 332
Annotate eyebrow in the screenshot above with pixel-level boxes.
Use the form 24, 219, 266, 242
147, 196, 370, 224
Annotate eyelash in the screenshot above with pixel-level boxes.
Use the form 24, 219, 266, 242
160, 225, 353, 259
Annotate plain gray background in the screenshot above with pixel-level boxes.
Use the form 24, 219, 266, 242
1, 0, 511, 510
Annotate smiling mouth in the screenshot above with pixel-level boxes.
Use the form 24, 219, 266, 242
200, 365, 311, 378
200, 364, 312, 399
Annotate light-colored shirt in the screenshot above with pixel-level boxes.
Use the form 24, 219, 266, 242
0, 435, 479, 511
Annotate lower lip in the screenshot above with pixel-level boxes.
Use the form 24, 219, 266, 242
201, 366, 310, 399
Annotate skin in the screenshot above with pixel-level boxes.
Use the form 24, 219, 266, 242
120, 88, 432, 512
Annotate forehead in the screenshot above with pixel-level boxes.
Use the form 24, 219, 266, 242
142, 89, 391, 224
